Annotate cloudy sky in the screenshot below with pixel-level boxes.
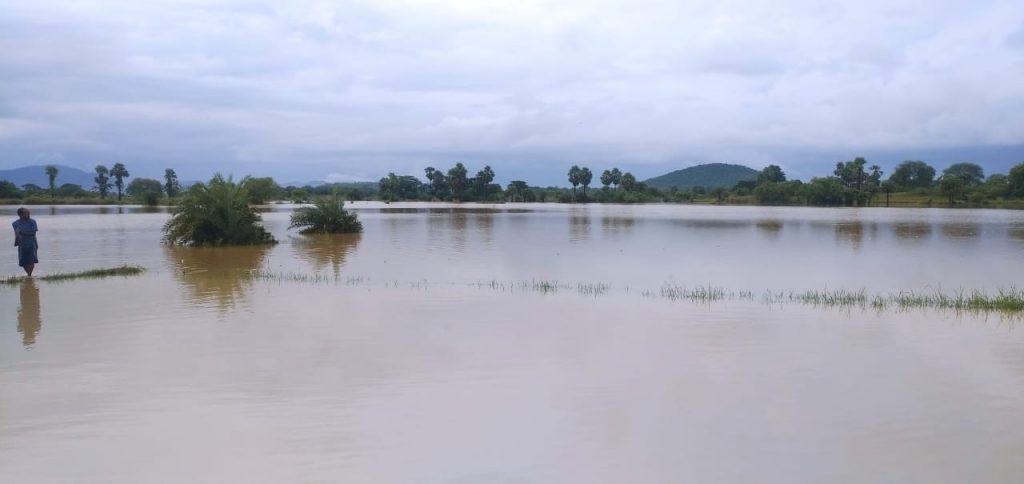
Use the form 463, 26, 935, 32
1, 0, 1023, 185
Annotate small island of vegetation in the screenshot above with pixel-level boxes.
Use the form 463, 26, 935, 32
288, 194, 363, 234
162, 175, 277, 246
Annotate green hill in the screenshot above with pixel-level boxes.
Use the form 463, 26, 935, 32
644, 163, 759, 190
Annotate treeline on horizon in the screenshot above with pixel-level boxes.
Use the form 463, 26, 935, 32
2, 158, 1024, 208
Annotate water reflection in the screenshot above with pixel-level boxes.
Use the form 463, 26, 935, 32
377, 207, 524, 215
755, 220, 783, 239
1010, 225, 1024, 242
833, 222, 878, 251
166, 245, 271, 310
672, 219, 751, 230
291, 234, 362, 276
473, 212, 495, 246
569, 211, 592, 242
893, 222, 932, 243
941, 223, 981, 240
17, 280, 41, 347
448, 210, 468, 252
601, 216, 636, 237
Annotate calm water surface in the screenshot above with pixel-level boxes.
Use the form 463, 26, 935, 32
2, 203, 1024, 483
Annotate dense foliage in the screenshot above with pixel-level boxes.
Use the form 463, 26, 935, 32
5, 159, 1024, 210
289, 194, 363, 234
163, 175, 276, 246
127, 177, 165, 206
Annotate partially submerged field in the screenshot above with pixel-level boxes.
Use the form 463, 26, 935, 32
4, 203, 1024, 482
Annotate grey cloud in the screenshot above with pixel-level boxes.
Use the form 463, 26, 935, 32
1008, 22, 1024, 49
0, 0, 1022, 185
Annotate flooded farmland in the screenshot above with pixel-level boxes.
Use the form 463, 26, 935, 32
3, 203, 1024, 483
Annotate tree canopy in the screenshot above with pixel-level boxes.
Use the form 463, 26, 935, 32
943, 162, 985, 186
889, 160, 935, 189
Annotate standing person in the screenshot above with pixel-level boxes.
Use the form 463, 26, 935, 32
12, 207, 38, 276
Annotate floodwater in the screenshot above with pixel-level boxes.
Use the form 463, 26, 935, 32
2, 203, 1024, 483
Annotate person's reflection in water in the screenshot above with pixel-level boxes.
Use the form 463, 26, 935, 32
17, 280, 42, 347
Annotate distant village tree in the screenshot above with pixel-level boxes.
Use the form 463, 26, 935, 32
44, 165, 59, 199
110, 163, 130, 200
164, 168, 180, 197
94, 165, 112, 199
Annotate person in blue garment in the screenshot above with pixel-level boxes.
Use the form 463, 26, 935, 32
12, 207, 39, 276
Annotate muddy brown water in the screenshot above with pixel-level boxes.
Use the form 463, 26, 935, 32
2, 203, 1024, 483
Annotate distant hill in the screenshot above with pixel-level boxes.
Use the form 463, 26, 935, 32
0, 165, 94, 188
644, 163, 760, 190
283, 180, 328, 188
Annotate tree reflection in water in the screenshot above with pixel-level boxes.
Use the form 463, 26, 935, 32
892, 222, 932, 243
940, 223, 981, 240
833, 221, 878, 251
569, 209, 592, 243
291, 233, 362, 277
755, 220, 783, 239
166, 245, 271, 311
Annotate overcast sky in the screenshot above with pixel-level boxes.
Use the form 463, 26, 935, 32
1, 0, 1023, 185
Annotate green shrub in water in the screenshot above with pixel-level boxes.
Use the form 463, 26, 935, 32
163, 174, 276, 246
288, 194, 363, 234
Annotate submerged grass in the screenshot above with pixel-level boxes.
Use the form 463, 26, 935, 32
757, 287, 1024, 314
212, 269, 1024, 317
1, 265, 145, 285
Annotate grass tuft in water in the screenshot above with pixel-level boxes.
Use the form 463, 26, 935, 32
657, 283, 730, 302
1, 265, 145, 285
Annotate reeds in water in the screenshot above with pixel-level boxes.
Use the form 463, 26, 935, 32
214, 270, 1024, 317
0, 265, 145, 285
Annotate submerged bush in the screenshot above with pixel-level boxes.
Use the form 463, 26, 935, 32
163, 174, 276, 246
289, 194, 363, 234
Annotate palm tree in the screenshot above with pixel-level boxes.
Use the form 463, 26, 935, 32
579, 167, 593, 200
164, 168, 180, 197
44, 165, 59, 199
610, 168, 622, 190
568, 165, 581, 200
111, 163, 130, 201
600, 169, 614, 189
94, 165, 111, 199
289, 193, 363, 234
163, 174, 276, 246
